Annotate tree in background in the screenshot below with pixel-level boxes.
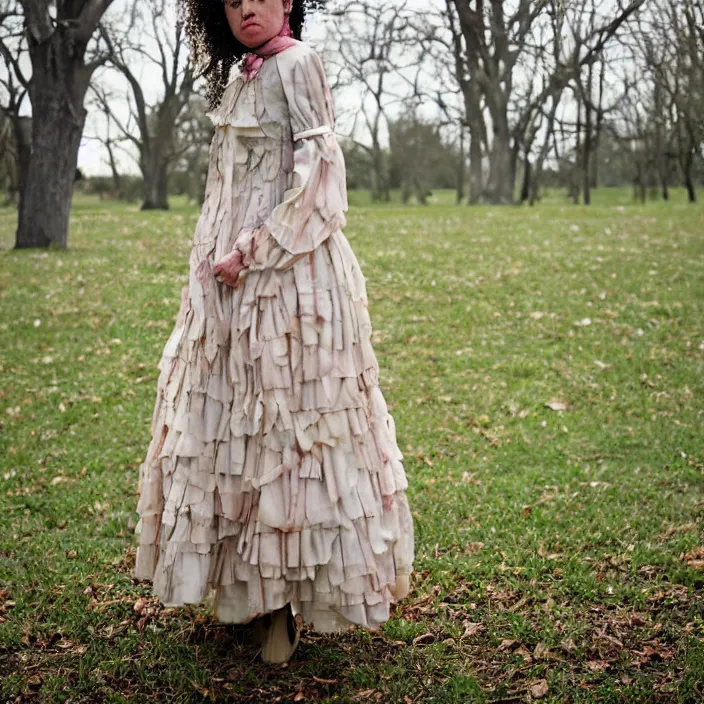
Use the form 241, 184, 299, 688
388, 115, 458, 204
98, 0, 196, 210
87, 83, 130, 201
1, 0, 115, 248
168, 93, 213, 206
325, 0, 417, 202
643, 0, 703, 202
0, 71, 30, 206
439, 0, 647, 205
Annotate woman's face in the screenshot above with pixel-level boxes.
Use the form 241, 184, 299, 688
225, 0, 293, 49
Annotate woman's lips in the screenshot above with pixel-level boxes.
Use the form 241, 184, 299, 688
241, 20, 259, 29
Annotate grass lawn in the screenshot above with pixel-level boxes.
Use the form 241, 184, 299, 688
1, 189, 703, 703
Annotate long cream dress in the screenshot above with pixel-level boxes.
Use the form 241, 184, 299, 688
133, 40, 414, 633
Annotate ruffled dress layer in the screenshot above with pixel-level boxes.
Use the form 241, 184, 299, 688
132, 40, 414, 633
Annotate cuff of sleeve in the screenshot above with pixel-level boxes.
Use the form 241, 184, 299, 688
264, 136, 348, 256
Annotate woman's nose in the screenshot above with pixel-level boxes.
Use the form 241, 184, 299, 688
240, 0, 257, 16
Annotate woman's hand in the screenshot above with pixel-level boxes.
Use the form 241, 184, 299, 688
213, 225, 273, 287
214, 249, 248, 288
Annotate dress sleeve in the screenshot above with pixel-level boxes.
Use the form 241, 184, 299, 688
235, 47, 348, 273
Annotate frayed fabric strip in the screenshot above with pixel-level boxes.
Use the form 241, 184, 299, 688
293, 125, 333, 141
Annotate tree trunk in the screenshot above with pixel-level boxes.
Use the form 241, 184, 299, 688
510, 141, 520, 200
683, 166, 696, 203
15, 35, 89, 249
680, 143, 696, 203
456, 128, 465, 205
657, 122, 669, 202
582, 116, 591, 206
10, 116, 32, 209
413, 175, 427, 205
591, 58, 605, 190
582, 63, 593, 206
106, 139, 123, 199
370, 142, 384, 202
468, 130, 483, 204
142, 155, 169, 210
573, 87, 582, 205
661, 179, 669, 201
530, 92, 563, 206
485, 121, 514, 204
634, 160, 646, 203
520, 154, 531, 204
462, 73, 486, 204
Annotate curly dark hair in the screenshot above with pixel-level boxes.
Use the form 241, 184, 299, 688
182, 0, 327, 110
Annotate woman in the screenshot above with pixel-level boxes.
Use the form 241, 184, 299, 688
133, 0, 414, 664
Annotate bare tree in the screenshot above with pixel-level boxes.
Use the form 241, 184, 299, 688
440, 0, 646, 205
407, 2, 476, 204
0, 5, 31, 206
326, 0, 417, 202
170, 92, 213, 205
447, 1, 553, 203
388, 113, 452, 204
633, 0, 703, 203
86, 82, 130, 199
666, 0, 702, 202
1, 0, 115, 248
99, 0, 196, 209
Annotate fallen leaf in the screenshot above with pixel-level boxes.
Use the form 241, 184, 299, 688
560, 637, 577, 652
586, 660, 610, 672
634, 644, 675, 660
499, 638, 519, 651
530, 679, 549, 699
533, 642, 550, 659
461, 472, 481, 485
681, 547, 704, 569
464, 542, 484, 555
545, 400, 569, 411
312, 676, 338, 685
412, 632, 435, 646
461, 621, 484, 638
